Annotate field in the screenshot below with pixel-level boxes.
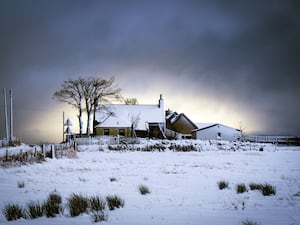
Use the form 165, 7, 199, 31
0, 140, 300, 225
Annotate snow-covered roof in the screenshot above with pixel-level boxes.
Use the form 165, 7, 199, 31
195, 123, 216, 130
194, 123, 240, 132
95, 104, 164, 131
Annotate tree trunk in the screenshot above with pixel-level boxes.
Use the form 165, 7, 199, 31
93, 97, 99, 135
78, 97, 83, 136
86, 110, 91, 136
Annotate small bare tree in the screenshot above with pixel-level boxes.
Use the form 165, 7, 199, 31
239, 121, 247, 141
124, 98, 138, 105
130, 113, 141, 138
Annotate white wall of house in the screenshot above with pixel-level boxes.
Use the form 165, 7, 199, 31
193, 124, 241, 141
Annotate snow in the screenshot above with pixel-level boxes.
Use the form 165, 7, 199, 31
1, 140, 300, 225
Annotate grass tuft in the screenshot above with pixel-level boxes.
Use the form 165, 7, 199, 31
217, 180, 229, 190
249, 183, 263, 191
3, 203, 25, 221
26, 201, 44, 219
105, 195, 125, 210
44, 192, 62, 217
236, 183, 248, 194
109, 177, 117, 182
17, 181, 25, 188
89, 196, 106, 212
260, 183, 276, 196
67, 193, 89, 217
90, 211, 108, 223
241, 219, 260, 225
139, 185, 151, 195
249, 182, 276, 196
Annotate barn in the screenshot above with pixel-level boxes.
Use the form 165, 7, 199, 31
192, 123, 241, 141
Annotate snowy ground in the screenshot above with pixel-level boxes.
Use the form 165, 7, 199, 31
0, 140, 300, 225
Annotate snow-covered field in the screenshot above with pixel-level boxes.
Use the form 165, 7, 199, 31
0, 140, 300, 225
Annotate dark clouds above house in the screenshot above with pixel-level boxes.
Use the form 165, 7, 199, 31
0, 0, 299, 143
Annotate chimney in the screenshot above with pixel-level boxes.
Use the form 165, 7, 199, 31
158, 94, 163, 108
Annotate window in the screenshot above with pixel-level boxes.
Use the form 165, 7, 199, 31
119, 129, 125, 136
103, 129, 109, 136
217, 132, 221, 138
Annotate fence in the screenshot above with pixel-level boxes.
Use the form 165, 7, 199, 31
0, 137, 21, 148
246, 135, 300, 146
74, 136, 140, 145
0, 142, 76, 167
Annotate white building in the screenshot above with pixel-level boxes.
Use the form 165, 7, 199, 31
192, 123, 241, 141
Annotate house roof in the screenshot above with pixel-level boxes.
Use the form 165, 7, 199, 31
95, 104, 164, 130
193, 123, 241, 132
167, 112, 197, 129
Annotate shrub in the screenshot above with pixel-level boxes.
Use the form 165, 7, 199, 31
139, 185, 151, 195
17, 181, 25, 188
3, 203, 25, 221
67, 194, 89, 217
90, 211, 108, 223
105, 195, 125, 210
217, 180, 229, 190
26, 201, 44, 219
44, 192, 62, 217
236, 183, 247, 194
241, 219, 260, 225
89, 196, 106, 212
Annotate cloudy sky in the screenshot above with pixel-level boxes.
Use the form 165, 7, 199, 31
0, 0, 299, 144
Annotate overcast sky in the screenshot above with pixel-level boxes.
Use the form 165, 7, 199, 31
0, 0, 299, 144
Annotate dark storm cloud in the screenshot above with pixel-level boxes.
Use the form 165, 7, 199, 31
0, 0, 299, 142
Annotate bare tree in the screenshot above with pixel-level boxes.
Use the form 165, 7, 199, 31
53, 77, 121, 137
86, 77, 122, 136
130, 113, 141, 138
239, 121, 247, 141
124, 98, 138, 105
53, 79, 84, 136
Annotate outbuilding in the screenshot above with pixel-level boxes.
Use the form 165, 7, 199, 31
192, 123, 241, 141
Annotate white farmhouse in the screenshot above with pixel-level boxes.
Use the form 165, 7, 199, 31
192, 123, 241, 141
94, 94, 166, 138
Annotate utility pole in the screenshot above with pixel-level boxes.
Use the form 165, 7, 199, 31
3, 88, 9, 140
63, 111, 65, 142
9, 89, 13, 142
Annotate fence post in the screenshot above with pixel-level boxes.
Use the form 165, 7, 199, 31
43, 144, 46, 159
51, 145, 55, 159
